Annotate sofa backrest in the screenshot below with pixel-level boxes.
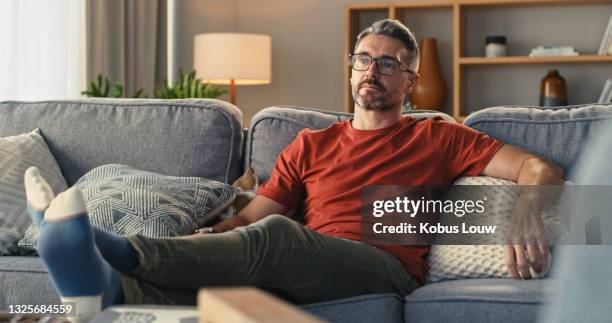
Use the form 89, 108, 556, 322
0, 99, 243, 185
245, 106, 454, 182
464, 104, 612, 176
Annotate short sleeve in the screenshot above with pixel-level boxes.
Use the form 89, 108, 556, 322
256, 132, 307, 209
433, 121, 505, 178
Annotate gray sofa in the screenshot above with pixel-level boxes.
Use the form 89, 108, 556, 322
1, 99, 611, 323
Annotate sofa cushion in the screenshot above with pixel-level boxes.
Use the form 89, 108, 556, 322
301, 293, 404, 323
20, 164, 239, 247
0, 257, 60, 308
463, 104, 612, 176
0, 129, 68, 255
405, 278, 551, 323
245, 106, 454, 182
0, 99, 243, 185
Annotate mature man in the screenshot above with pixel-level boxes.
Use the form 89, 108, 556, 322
24, 19, 563, 322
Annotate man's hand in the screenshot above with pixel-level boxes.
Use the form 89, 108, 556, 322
483, 144, 564, 279
503, 193, 550, 279
211, 195, 289, 233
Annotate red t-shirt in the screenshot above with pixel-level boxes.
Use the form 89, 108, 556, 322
256, 116, 504, 285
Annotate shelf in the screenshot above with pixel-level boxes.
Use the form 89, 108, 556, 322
457, 0, 612, 6
459, 55, 612, 65
395, 0, 454, 8
345, 1, 612, 117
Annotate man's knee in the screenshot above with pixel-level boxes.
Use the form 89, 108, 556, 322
258, 214, 298, 231
255, 214, 304, 244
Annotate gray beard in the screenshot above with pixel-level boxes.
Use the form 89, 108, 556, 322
352, 88, 393, 111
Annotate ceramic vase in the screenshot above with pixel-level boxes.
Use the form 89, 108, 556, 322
540, 69, 567, 107
411, 38, 446, 110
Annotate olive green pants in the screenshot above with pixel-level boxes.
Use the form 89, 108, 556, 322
120, 214, 419, 305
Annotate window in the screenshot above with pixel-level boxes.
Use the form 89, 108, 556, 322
0, 0, 86, 100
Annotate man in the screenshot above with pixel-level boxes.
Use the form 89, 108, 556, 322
24, 19, 564, 322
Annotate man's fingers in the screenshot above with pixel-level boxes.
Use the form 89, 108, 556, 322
504, 245, 520, 279
514, 245, 532, 279
526, 244, 542, 273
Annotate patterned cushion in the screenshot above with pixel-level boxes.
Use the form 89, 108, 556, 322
426, 176, 567, 283
20, 164, 238, 246
0, 129, 67, 255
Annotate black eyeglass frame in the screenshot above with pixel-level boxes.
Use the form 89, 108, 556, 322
349, 53, 417, 76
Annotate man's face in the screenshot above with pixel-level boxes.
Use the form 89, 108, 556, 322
350, 34, 416, 112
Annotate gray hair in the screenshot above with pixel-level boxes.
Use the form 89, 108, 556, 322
355, 19, 419, 71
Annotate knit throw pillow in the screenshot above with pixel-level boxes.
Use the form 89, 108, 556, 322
426, 176, 567, 283
20, 164, 238, 247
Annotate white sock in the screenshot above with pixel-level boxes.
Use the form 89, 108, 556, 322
24, 166, 55, 211
45, 187, 87, 222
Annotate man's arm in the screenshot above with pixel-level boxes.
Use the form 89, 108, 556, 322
482, 144, 565, 279
212, 195, 289, 233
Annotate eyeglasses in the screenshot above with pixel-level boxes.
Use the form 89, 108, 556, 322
349, 53, 415, 76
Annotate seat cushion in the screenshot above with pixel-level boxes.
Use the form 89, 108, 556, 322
246, 106, 453, 182
0, 256, 59, 308
0, 99, 244, 184
405, 278, 551, 323
301, 293, 404, 323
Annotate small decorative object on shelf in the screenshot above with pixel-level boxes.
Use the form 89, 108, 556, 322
540, 69, 567, 107
411, 38, 446, 110
485, 36, 506, 57
529, 46, 579, 57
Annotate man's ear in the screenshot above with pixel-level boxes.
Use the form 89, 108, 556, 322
406, 74, 419, 94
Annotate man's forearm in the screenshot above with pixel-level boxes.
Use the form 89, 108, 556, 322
211, 195, 290, 233
516, 156, 564, 185
514, 157, 565, 214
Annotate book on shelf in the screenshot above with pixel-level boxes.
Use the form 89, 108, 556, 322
598, 79, 612, 103
598, 15, 612, 55
529, 46, 579, 57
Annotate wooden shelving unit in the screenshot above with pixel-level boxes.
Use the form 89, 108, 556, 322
459, 55, 612, 65
345, 0, 612, 120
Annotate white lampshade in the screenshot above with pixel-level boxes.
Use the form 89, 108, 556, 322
194, 33, 271, 85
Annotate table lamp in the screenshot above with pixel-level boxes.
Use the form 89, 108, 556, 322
194, 33, 271, 105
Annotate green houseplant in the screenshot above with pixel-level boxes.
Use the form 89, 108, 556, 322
82, 71, 226, 99
155, 70, 227, 99
81, 74, 145, 98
